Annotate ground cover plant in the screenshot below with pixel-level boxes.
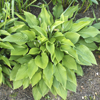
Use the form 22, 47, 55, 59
0, 3, 100, 99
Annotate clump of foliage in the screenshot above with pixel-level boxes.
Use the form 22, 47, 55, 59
52, 0, 100, 12
0, 4, 100, 100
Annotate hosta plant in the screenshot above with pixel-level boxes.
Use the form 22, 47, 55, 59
1, 4, 100, 100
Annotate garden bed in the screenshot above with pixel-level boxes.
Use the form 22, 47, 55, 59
0, 1, 100, 100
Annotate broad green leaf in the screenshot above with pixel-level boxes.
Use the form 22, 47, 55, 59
11, 44, 28, 55
23, 77, 30, 89
0, 30, 10, 35
46, 42, 55, 55
93, 22, 100, 29
27, 59, 38, 79
24, 11, 38, 27
39, 79, 49, 96
50, 86, 57, 96
0, 42, 14, 49
3, 32, 28, 45
63, 5, 78, 18
76, 45, 97, 65
62, 20, 72, 32
15, 64, 28, 81
28, 48, 40, 55
31, 72, 41, 87
2, 66, 10, 75
67, 69, 77, 85
62, 55, 77, 70
13, 80, 22, 89
85, 34, 100, 43
16, 55, 32, 64
7, 25, 24, 33
9, 55, 22, 61
32, 85, 42, 100
61, 38, 74, 46
32, 26, 47, 37
51, 21, 64, 32
54, 63, 67, 88
79, 39, 98, 51
0, 56, 11, 68
53, 79, 67, 99
91, 0, 98, 4
39, 6, 51, 25
43, 74, 53, 89
66, 81, 77, 92
0, 67, 2, 84
21, 30, 35, 41
35, 53, 48, 69
75, 64, 83, 76
43, 62, 53, 81
60, 45, 79, 61
78, 26, 100, 38
64, 32, 80, 44
10, 63, 21, 81
76, 17, 95, 25
41, 22, 47, 32
55, 48, 64, 62
70, 21, 90, 32
14, 21, 25, 26
53, 3, 63, 19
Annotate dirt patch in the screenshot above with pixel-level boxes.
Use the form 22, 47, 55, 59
1, 1, 100, 100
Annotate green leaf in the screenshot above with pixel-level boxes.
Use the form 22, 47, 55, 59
43, 74, 53, 89
76, 17, 95, 25
75, 64, 83, 76
24, 11, 38, 27
13, 80, 22, 89
66, 81, 77, 92
63, 5, 78, 18
0, 30, 10, 36
62, 20, 72, 32
62, 55, 77, 70
0, 42, 14, 49
51, 21, 64, 32
10, 63, 21, 81
15, 64, 28, 81
39, 6, 51, 25
54, 63, 67, 88
2, 66, 10, 75
64, 32, 80, 44
93, 22, 100, 29
53, 79, 67, 99
11, 44, 28, 56
35, 53, 48, 69
16, 55, 32, 64
55, 48, 64, 62
67, 69, 77, 85
43, 62, 53, 81
60, 45, 78, 61
78, 26, 100, 38
76, 45, 97, 65
32, 85, 42, 100
21, 30, 35, 41
46, 42, 55, 55
79, 39, 98, 51
39, 79, 49, 96
28, 48, 40, 55
0, 56, 11, 68
0, 67, 3, 84
31, 72, 41, 87
7, 25, 24, 33
32, 26, 47, 37
3, 32, 28, 45
53, 3, 63, 19
27, 59, 38, 79
70, 21, 90, 32
23, 77, 30, 89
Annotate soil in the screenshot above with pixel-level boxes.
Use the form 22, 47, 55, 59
1, 1, 100, 100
